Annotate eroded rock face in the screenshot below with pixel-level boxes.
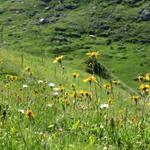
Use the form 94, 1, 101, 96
140, 9, 150, 21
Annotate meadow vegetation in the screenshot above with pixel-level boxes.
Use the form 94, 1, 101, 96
0, 0, 150, 149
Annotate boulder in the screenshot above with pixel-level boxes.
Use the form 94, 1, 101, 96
140, 9, 150, 21
64, 5, 78, 10
39, 18, 49, 24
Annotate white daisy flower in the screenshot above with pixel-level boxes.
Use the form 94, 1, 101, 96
100, 104, 109, 109
53, 87, 59, 92
48, 83, 55, 88
18, 109, 25, 114
53, 92, 59, 96
38, 80, 44, 84
23, 84, 28, 88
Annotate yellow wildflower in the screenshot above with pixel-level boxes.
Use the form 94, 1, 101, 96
25, 67, 32, 73
53, 55, 64, 64
6, 75, 18, 81
108, 98, 113, 105
79, 90, 85, 97
71, 92, 78, 98
103, 83, 111, 89
73, 72, 80, 78
84, 91, 92, 98
137, 75, 145, 81
132, 96, 140, 104
83, 75, 97, 83
24, 67, 33, 76
139, 84, 150, 94
26, 109, 34, 119
58, 85, 65, 92
145, 73, 150, 81
112, 80, 120, 85
86, 51, 99, 59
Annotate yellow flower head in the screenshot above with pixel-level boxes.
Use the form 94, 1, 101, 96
71, 92, 78, 98
25, 67, 32, 73
6, 75, 18, 81
58, 85, 65, 92
26, 109, 34, 119
132, 96, 140, 104
103, 83, 111, 90
145, 73, 150, 81
108, 98, 113, 105
84, 91, 92, 98
139, 84, 150, 94
53, 55, 64, 64
86, 51, 99, 59
71, 84, 76, 91
73, 72, 80, 78
79, 90, 85, 97
83, 75, 97, 83
137, 75, 145, 82
112, 80, 120, 85
24, 67, 33, 76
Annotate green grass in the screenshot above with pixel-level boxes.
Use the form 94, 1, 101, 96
0, 0, 150, 149
0, 48, 150, 149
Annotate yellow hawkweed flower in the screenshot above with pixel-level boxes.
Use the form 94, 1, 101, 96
53, 55, 64, 64
6, 75, 18, 81
139, 84, 150, 94
108, 98, 113, 105
103, 83, 111, 89
73, 72, 80, 78
71, 92, 78, 98
10, 75, 18, 81
79, 90, 85, 97
137, 75, 145, 81
25, 67, 32, 73
24, 67, 33, 76
26, 109, 34, 119
84, 91, 92, 98
71, 84, 76, 91
145, 73, 150, 81
58, 85, 65, 92
86, 51, 99, 59
83, 75, 97, 83
112, 80, 120, 85
132, 96, 140, 104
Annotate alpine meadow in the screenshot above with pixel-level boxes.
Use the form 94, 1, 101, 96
0, 0, 150, 149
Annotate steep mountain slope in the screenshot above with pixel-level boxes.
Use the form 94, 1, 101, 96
0, 0, 150, 88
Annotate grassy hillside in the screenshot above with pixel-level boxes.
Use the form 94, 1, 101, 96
0, 0, 150, 88
0, 0, 150, 149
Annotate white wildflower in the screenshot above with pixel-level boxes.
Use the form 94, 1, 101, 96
48, 83, 55, 88
38, 80, 44, 84
18, 109, 25, 114
23, 84, 28, 88
100, 104, 109, 109
53, 92, 59, 96
53, 87, 59, 92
